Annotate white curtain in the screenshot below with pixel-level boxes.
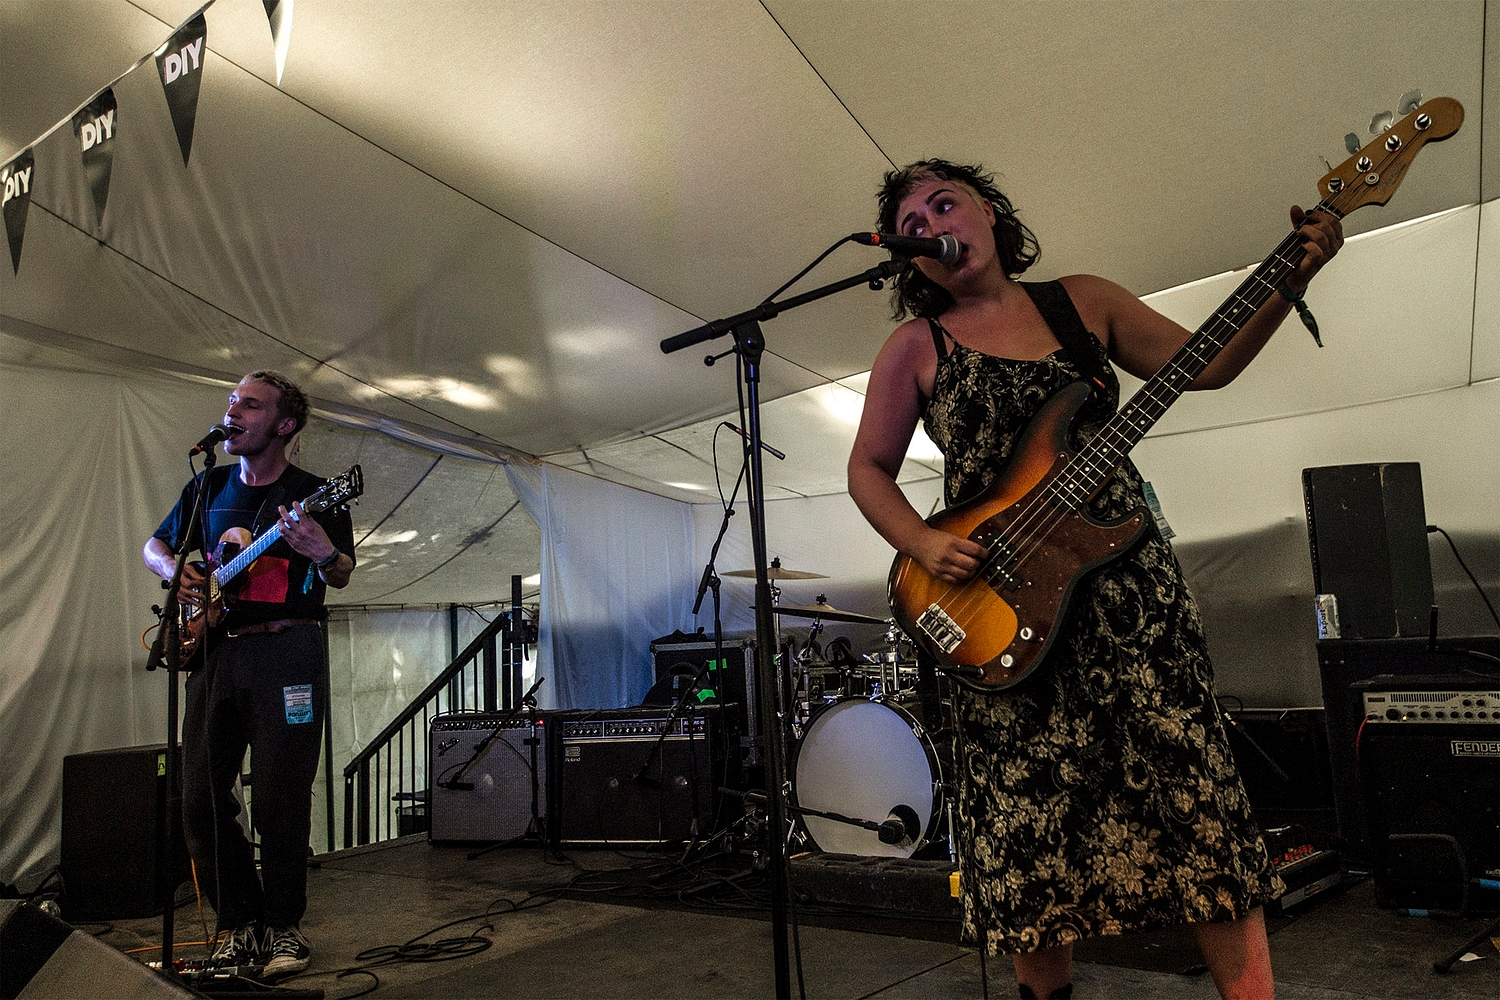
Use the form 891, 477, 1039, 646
506, 462, 698, 709
0, 356, 200, 888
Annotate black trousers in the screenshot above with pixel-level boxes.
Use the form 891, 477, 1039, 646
182, 624, 325, 931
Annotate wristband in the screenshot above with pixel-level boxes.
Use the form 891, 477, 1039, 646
315, 549, 342, 571
1277, 281, 1322, 348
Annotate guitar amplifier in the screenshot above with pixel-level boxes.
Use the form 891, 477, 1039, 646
551, 707, 723, 846
1355, 675, 1500, 912
428, 713, 547, 843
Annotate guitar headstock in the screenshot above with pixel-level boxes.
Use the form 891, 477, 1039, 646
1318, 97, 1463, 213
303, 465, 364, 515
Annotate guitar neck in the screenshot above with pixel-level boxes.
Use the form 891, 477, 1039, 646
214, 523, 284, 588
1054, 199, 1339, 505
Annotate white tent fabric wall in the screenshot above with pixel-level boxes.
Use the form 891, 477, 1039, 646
506, 461, 698, 711
0, 357, 193, 890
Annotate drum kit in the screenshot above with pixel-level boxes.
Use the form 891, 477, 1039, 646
724, 559, 956, 861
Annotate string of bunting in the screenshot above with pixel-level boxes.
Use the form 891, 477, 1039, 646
0, 0, 294, 275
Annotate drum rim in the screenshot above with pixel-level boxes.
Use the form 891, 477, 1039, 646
787, 695, 944, 854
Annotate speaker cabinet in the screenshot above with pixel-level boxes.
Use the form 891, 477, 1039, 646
1302, 462, 1433, 639
428, 713, 547, 843
1355, 675, 1500, 911
552, 707, 721, 846
1317, 637, 1500, 863
649, 637, 754, 737
1224, 709, 1336, 841
60, 744, 188, 922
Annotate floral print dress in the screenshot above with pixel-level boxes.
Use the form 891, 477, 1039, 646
921, 306, 1282, 956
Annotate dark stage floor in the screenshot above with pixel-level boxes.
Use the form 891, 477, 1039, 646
92, 837, 1499, 999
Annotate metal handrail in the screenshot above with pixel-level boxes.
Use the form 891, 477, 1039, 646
340, 579, 533, 847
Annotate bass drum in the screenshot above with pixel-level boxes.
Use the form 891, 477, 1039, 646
790, 698, 942, 858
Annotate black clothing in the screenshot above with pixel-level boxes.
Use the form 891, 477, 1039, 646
920, 283, 1280, 955
182, 625, 325, 929
153, 464, 354, 627
157, 463, 353, 932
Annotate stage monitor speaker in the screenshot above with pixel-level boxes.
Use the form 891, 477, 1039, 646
552, 707, 722, 846
0, 898, 196, 999
60, 744, 189, 922
1302, 462, 1433, 640
428, 713, 547, 844
1354, 675, 1500, 912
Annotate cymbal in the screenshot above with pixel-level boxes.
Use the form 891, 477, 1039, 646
723, 557, 827, 581
768, 602, 888, 626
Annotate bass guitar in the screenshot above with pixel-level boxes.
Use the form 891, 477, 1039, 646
178, 464, 364, 662
888, 97, 1463, 693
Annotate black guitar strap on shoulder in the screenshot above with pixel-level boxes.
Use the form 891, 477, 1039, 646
1020, 280, 1112, 391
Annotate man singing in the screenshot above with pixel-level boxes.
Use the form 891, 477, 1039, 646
143, 370, 354, 978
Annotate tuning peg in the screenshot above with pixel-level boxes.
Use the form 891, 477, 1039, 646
1369, 110, 1394, 134
1397, 89, 1423, 115
1344, 132, 1361, 156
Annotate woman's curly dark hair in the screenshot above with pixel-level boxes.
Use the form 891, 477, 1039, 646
876, 159, 1040, 319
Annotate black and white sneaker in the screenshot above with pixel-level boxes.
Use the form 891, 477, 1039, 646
262, 925, 311, 978
210, 924, 261, 967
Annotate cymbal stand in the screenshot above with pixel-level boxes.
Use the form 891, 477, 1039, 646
661, 253, 911, 1000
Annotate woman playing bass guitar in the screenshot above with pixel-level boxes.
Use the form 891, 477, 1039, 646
847, 160, 1341, 1000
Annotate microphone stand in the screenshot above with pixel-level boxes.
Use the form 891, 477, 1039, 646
145, 445, 219, 982
661, 254, 911, 999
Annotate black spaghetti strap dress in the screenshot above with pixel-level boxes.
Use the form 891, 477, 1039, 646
920, 286, 1282, 956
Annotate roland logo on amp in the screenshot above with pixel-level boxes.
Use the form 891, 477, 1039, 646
1450, 740, 1500, 757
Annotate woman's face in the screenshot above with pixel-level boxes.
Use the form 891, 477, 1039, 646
894, 176, 998, 286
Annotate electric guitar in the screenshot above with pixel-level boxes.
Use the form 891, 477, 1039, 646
888, 98, 1463, 693
178, 465, 363, 662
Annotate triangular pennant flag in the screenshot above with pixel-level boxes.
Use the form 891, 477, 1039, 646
1, 147, 35, 274
263, 0, 294, 86
72, 88, 118, 224
156, 13, 207, 165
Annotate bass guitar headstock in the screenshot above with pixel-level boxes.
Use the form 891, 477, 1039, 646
1318, 97, 1463, 214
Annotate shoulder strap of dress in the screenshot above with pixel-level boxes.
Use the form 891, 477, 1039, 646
1020, 280, 1110, 387
926, 317, 951, 360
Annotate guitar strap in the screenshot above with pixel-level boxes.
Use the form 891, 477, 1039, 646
1019, 280, 1112, 390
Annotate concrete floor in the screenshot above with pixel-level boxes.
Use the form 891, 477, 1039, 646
94, 837, 1499, 999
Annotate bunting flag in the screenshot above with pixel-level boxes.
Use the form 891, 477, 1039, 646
2, 148, 35, 274
263, 0, 295, 86
72, 88, 118, 223
156, 12, 208, 165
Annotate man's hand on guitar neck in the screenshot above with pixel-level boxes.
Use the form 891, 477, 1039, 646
276, 502, 352, 588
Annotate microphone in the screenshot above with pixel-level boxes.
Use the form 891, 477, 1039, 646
876, 804, 921, 847
189, 425, 235, 456
721, 422, 785, 461
851, 233, 961, 266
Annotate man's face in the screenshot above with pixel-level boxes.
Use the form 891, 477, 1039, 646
222, 378, 292, 456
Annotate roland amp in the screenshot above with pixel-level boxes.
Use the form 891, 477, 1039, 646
428, 712, 547, 843
1355, 675, 1500, 912
552, 706, 723, 846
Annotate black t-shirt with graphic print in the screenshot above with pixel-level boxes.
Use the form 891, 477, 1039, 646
154, 464, 355, 627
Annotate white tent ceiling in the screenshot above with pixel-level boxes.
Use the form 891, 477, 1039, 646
1, 0, 1495, 607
